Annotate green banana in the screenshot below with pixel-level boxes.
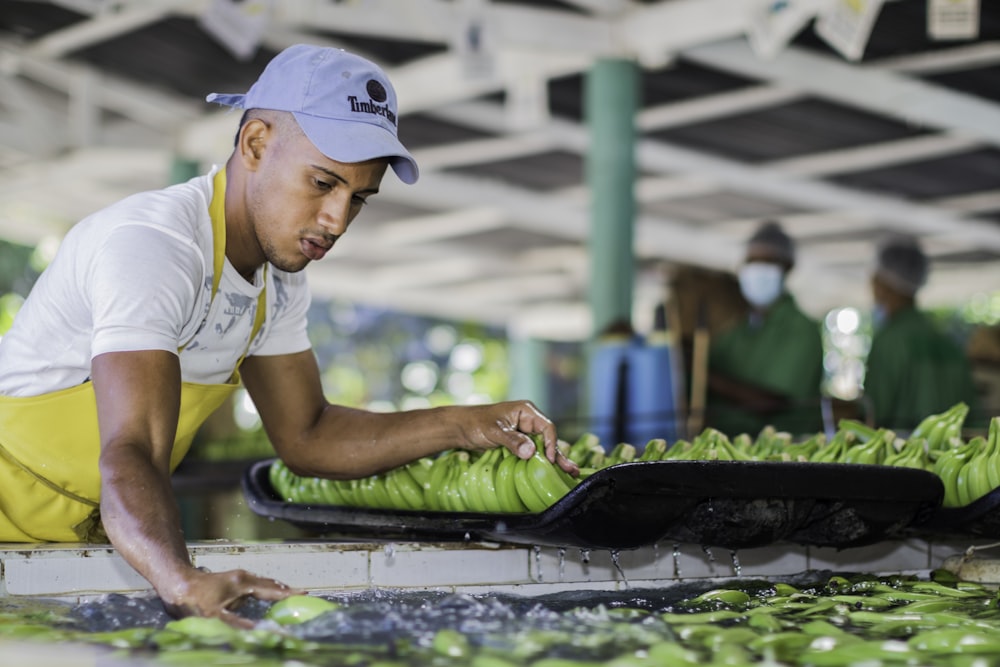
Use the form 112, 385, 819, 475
512, 456, 550, 512
317, 478, 347, 506
605, 442, 637, 467
810, 430, 856, 463
424, 451, 455, 511
269, 460, 295, 501
524, 450, 575, 510
638, 438, 667, 461
567, 432, 602, 466
909, 628, 1000, 655
963, 434, 995, 506
384, 468, 420, 510
406, 456, 434, 491
939, 437, 983, 507
358, 474, 393, 509
883, 437, 930, 470
442, 451, 471, 512
393, 466, 427, 510
476, 447, 505, 513
662, 439, 692, 460
494, 448, 529, 513
986, 417, 1000, 490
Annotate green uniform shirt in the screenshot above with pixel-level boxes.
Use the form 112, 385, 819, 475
865, 306, 978, 431
707, 293, 824, 438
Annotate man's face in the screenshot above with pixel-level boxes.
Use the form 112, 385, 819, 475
245, 120, 388, 274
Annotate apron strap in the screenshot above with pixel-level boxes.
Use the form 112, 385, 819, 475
184, 167, 267, 367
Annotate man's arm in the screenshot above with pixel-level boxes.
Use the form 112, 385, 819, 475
92, 350, 293, 627
240, 350, 577, 478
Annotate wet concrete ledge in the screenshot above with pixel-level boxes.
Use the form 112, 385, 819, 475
0, 537, 991, 602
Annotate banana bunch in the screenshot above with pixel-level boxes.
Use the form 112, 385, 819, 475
935, 419, 1000, 508
911, 402, 970, 451
881, 436, 930, 470
566, 432, 606, 472
667, 428, 752, 461
268, 444, 581, 514
745, 426, 794, 460
840, 428, 898, 465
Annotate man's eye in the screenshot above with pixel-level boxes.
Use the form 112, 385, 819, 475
352, 195, 368, 207
314, 178, 332, 190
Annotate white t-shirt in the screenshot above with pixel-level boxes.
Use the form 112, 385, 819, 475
0, 168, 313, 397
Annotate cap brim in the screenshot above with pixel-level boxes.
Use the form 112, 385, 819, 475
294, 111, 419, 184
206, 92, 248, 108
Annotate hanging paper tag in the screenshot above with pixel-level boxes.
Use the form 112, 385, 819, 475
814, 0, 885, 61
747, 0, 822, 60
453, 0, 496, 80
199, 0, 272, 61
928, 0, 980, 40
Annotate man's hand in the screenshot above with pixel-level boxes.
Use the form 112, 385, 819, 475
461, 400, 579, 476
162, 567, 297, 629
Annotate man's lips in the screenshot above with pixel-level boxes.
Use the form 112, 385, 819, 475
301, 237, 332, 261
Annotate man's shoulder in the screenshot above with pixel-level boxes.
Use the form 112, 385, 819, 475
79, 174, 213, 242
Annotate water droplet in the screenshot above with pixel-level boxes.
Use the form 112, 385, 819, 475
730, 549, 742, 577
533, 545, 543, 582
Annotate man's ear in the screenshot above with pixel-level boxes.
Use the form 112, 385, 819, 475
238, 118, 268, 170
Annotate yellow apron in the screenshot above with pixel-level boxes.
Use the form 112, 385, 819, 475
0, 169, 266, 542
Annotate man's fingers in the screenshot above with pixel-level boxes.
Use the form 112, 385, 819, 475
217, 607, 256, 630
554, 448, 580, 476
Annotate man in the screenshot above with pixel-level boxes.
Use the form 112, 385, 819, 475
0, 45, 575, 625
865, 233, 978, 431
706, 221, 824, 437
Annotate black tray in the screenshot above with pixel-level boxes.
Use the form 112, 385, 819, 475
242, 459, 944, 551
909, 486, 1000, 539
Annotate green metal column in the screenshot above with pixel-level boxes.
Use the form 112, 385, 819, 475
586, 58, 638, 339
508, 335, 549, 415
171, 157, 201, 185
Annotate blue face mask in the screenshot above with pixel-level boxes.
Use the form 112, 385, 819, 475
872, 304, 888, 329
738, 262, 784, 308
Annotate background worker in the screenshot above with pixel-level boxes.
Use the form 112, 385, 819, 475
864, 233, 979, 431
705, 221, 825, 438
0, 45, 575, 626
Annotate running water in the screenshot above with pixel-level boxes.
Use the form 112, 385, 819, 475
580, 549, 591, 564
701, 545, 716, 574
730, 550, 742, 577
610, 550, 629, 589
533, 545, 543, 582
672, 543, 682, 579
384, 543, 396, 566
557, 547, 567, 581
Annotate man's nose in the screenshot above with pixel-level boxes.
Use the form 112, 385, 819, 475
317, 196, 350, 236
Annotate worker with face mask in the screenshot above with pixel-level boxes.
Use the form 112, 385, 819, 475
864, 234, 979, 431
705, 221, 825, 438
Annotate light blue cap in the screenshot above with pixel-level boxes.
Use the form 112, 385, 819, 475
207, 44, 418, 184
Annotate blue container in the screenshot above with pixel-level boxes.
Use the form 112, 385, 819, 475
587, 339, 684, 451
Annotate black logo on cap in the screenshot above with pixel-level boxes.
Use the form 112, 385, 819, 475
366, 79, 387, 103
